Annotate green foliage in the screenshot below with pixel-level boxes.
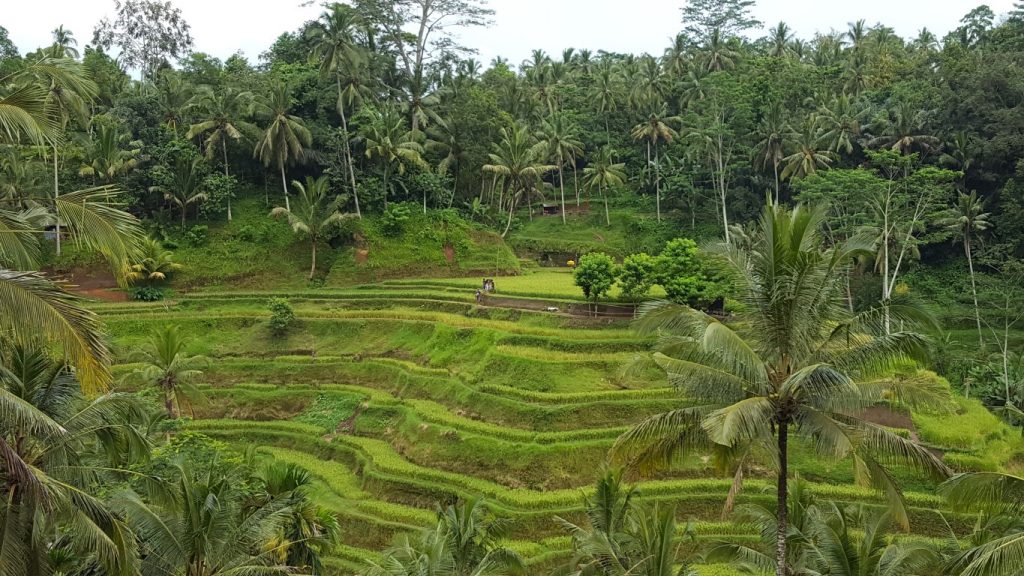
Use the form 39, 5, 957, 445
380, 202, 412, 236
267, 297, 295, 336
618, 252, 657, 299
131, 285, 165, 301
655, 238, 727, 308
573, 252, 618, 303
184, 224, 209, 246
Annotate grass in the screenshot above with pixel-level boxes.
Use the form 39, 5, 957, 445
384, 269, 666, 302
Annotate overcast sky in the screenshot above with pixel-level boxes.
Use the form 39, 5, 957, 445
4, 0, 1017, 67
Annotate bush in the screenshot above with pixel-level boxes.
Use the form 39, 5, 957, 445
267, 298, 295, 336
184, 225, 209, 246
656, 238, 727, 308
573, 252, 618, 304
618, 252, 657, 299
131, 286, 165, 301
381, 203, 412, 237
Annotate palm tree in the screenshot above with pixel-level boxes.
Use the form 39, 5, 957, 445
0, 343, 147, 576
427, 120, 469, 209
50, 26, 80, 59
154, 157, 208, 230
583, 146, 627, 226
307, 2, 364, 218
781, 119, 835, 181
79, 123, 144, 182
847, 19, 868, 50
186, 87, 256, 221
124, 325, 209, 419
359, 105, 427, 208
612, 203, 950, 576
631, 104, 679, 222
701, 28, 741, 72
116, 462, 295, 576
482, 125, 555, 236
254, 80, 312, 211
589, 63, 621, 142
753, 102, 788, 202
154, 71, 194, 136
770, 22, 794, 58
868, 102, 940, 156
537, 113, 583, 223
128, 237, 183, 285
817, 92, 867, 155
258, 462, 342, 575
942, 472, 1024, 576
938, 191, 990, 346
270, 176, 351, 280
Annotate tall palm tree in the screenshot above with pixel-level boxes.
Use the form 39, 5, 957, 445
307, 2, 364, 217
754, 102, 788, 202
631, 104, 679, 222
770, 22, 794, 58
781, 119, 835, 181
817, 92, 867, 155
583, 146, 627, 226
701, 28, 741, 72
154, 71, 194, 136
124, 325, 209, 419
482, 125, 554, 236
589, 63, 621, 142
0, 343, 147, 576
254, 80, 312, 211
612, 203, 950, 576
537, 113, 583, 223
938, 191, 990, 346
116, 462, 295, 576
50, 26, 80, 59
359, 106, 427, 208
186, 87, 256, 221
271, 176, 351, 280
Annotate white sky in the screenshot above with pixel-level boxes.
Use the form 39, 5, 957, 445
4, 0, 1017, 67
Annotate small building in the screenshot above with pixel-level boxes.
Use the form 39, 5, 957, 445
541, 203, 560, 216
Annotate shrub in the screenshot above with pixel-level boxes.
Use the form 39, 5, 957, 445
267, 298, 295, 336
573, 252, 617, 304
618, 252, 657, 299
184, 224, 209, 246
656, 238, 727, 308
131, 286, 165, 301
380, 203, 412, 237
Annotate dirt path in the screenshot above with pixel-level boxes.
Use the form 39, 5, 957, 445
46, 266, 128, 302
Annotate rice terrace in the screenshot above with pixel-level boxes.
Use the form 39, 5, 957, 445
3, 1, 1024, 575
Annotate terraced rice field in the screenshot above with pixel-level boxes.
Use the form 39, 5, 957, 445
95, 282, 1022, 574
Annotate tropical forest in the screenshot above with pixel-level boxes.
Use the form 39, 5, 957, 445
4, 0, 1024, 574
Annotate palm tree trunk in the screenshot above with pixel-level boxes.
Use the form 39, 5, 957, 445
280, 164, 290, 211
423, 186, 427, 214
654, 143, 662, 223
448, 170, 458, 208
559, 162, 566, 224
572, 161, 580, 207
53, 144, 61, 257
773, 160, 780, 205
966, 235, 983, 346
181, 204, 187, 231
602, 181, 610, 227
383, 163, 390, 209
775, 421, 789, 576
337, 77, 360, 218
223, 140, 232, 221
164, 388, 178, 419
502, 193, 515, 237
309, 239, 317, 280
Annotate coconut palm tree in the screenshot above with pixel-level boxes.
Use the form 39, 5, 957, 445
254, 80, 312, 211
612, 202, 950, 576
115, 461, 295, 576
186, 86, 256, 220
123, 325, 209, 419
770, 22, 794, 58
482, 125, 554, 237
127, 237, 183, 286
781, 120, 835, 181
868, 102, 940, 156
589, 63, 621, 142
79, 123, 144, 182
942, 472, 1024, 576
270, 176, 351, 280
701, 28, 741, 72
631, 104, 679, 221
50, 26, 80, 59
583, 146, 627, 226
359, 105, 427, 208
817, 92, 867, 155
537, 112, 583, 223
938, 191, 990, 346
753, 102, 788, 202
0, 343, 148, 576
153, 157, 208, 230
307, 2, 364, 217
154, 71, 194, 136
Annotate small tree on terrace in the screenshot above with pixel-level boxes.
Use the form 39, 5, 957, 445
124, 325, 209, 419
270, 175, 352, 280
574, 252, 618, 313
